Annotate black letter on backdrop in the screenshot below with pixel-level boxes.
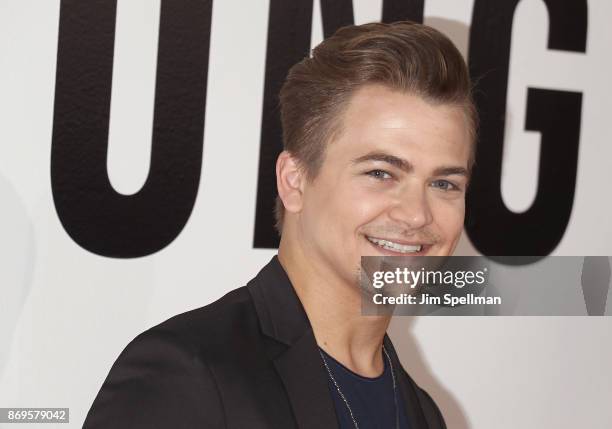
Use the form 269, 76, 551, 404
254, 0, 424, 248
51, 0, 212, 258
466, 0, 587, 258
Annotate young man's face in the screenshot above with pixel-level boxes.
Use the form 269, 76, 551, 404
297, 84, 472, 287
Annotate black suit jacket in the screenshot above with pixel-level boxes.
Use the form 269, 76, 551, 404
84, 256, 446, 428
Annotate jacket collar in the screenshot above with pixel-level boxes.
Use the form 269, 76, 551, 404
247, 255, 339, 428
247, 254, 310, 346
247, 255, 429, 429
383, 335, 430, 428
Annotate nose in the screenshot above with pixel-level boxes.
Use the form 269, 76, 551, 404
388, 183, 434, 230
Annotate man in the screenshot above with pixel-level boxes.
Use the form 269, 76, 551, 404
84, 21, 476, 428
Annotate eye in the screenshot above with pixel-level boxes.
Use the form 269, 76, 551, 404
365, 169, 393, 180
430, 179, 459, 191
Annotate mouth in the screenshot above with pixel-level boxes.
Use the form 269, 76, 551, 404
365, 235, 432, 256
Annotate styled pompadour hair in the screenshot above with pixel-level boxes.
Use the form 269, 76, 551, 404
275, 21, 478, 234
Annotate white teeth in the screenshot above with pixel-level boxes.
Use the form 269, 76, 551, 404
367, 237, 422, 253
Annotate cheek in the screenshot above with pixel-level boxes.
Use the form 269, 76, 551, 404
303, 179, 368, 238
347, 183, 392, 229
309, 182, 390, 252
431, 198, 465, 238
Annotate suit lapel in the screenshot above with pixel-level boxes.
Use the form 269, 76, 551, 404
273, 329, 339, 429
384, 334, 429, 428
248, 256, 339, 429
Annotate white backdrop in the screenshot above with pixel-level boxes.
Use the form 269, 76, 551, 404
1, 0, 611, 427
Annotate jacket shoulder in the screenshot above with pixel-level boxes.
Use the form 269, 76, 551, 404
84, 286, 254, 428
150, 286, 256, 350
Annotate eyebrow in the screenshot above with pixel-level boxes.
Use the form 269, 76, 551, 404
433, 166, 469, 177
351, 151, 469, 177
352, 152, 413, 173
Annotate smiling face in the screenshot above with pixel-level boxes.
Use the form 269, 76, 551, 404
283, 84, 472, 289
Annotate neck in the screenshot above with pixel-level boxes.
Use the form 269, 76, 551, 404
278, 233, 391, 378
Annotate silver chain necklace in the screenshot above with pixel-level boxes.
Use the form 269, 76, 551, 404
319, 345, 400, 429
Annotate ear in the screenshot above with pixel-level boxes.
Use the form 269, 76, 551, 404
276, 151, 305, 215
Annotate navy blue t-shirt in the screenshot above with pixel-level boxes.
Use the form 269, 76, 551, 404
319, 347, 410, 429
